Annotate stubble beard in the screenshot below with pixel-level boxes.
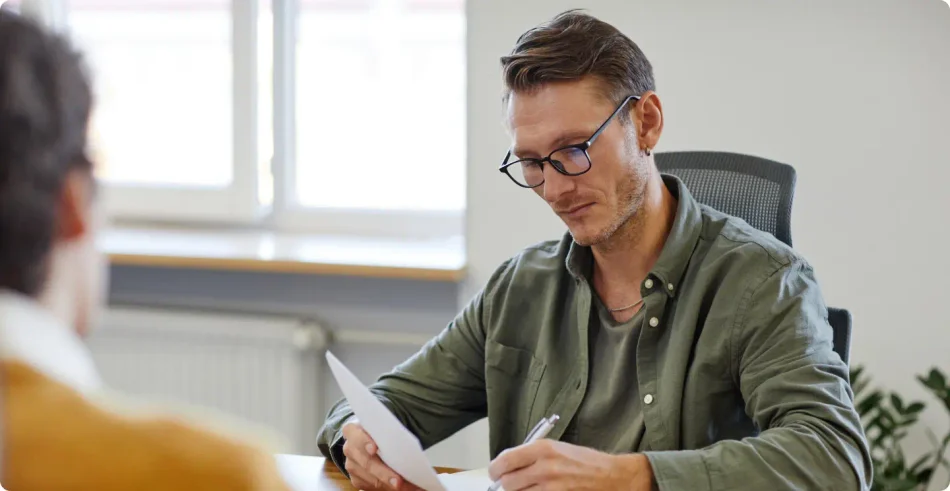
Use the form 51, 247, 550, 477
572, 148, 651, 249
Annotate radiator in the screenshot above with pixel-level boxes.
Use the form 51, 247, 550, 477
85, 306, 328, 455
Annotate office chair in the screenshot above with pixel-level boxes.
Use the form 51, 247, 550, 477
655, 151, 852, 364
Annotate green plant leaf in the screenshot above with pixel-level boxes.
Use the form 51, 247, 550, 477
854, 366, 950, 491
932, 368, 947, 389
891, 394, 905, 414
850, 365, 864, 383
858, 390, 885, 418
918, 369, 947, 394
851, 366, 870, 395
878, 476, 922, 491
908, 454, 931, 474
906, 402, 925, 414
879, 410, 898, 432
898, 416, 919, 429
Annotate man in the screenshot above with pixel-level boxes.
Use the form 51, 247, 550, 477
318, 10, 872, 491
0, 11, 291, 490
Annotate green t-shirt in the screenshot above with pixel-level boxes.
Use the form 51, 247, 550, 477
562, 294, 647, 453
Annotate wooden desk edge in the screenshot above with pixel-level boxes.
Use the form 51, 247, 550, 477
108, 253, 468, 282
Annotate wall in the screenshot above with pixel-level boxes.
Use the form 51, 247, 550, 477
465, 0, 950, 478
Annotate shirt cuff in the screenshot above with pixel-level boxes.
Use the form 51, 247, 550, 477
328, 428, 349, 478
644, 450, 715, 491
319, 414, 358, 478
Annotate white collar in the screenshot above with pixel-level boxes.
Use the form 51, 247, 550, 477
0, 291, 102, 393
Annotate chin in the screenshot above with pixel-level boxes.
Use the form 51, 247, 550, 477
567, 226, 608, 247
566, 212, 629, 247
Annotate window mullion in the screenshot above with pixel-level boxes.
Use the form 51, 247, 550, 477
271, 0, 297, 214
232, 0, 260, 213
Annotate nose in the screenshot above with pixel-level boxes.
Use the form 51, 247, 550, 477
540, 164, 575, 204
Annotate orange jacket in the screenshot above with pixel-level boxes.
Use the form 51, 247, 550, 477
0, 293, 292, 490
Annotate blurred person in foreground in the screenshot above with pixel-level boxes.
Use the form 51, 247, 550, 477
318, 10, 872, 491
0, 11, 290, 490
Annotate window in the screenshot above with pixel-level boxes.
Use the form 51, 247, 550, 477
294, 0, 465, 212
57, 0, 465, 236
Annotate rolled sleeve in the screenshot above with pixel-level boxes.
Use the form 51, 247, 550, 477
645, 450, 715, 491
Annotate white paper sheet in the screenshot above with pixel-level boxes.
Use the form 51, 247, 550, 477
438, 468, 503, 490
325, 351, 447, 491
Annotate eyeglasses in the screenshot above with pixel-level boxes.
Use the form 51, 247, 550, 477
499, 95, 641, 188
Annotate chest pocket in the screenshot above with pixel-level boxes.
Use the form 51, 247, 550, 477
485, 339, 546, 438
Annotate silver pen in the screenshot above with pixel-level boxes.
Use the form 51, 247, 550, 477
487, 414, 560, 491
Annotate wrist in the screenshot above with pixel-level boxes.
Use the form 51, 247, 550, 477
611, 453, 656, 490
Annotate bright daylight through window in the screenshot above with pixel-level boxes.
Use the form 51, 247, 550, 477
63, 0, 466, 235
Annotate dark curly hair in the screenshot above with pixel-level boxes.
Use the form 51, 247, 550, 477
0, 10, 94, 296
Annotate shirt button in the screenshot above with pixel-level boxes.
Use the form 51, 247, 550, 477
644, 394, 655, 405
667, 283, 674, 291
649, 317, 659, 327
644, 278, 654, 289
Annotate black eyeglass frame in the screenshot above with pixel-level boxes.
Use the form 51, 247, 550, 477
498, 94, 642, 188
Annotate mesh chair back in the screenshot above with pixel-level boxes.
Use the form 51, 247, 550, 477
655, 151, 796, 247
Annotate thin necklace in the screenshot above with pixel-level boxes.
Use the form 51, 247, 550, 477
607, 298, 644, 313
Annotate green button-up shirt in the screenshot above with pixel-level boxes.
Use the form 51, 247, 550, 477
317, 175, 873, 491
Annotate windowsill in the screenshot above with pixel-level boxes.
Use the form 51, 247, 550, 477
100, 226, 467, 282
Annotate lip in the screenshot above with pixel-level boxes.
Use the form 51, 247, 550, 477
560, 203, 594, 218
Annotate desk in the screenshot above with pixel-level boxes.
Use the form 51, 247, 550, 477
277, 455, 460, 491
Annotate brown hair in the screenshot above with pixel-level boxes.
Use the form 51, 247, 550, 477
500, 9, 655, 120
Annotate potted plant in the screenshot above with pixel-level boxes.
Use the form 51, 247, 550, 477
851, 365, 950, 490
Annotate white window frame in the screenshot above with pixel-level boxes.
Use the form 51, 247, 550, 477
268, 0, 464, 239
42, 0, 465, 239
104, 0, 264, 225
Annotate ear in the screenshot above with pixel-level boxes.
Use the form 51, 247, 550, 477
633, 91, 664, 152
56, 170, 93, 241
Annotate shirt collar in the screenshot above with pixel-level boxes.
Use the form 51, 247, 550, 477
565, 174, 704, 297
649, 174, 704, 297
0, 291, 102, 393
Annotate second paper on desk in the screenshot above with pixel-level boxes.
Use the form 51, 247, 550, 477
326, 351, 502, 491
438, 468, 502, 489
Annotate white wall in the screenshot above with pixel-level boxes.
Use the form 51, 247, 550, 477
462, 0, 950, 478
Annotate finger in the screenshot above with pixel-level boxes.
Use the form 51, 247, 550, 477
342, 426, 376, 469
342, 420, 375, 454
350, 472, 375, 490
499, 460, 551, 491
488, 440, 548, 481
346, 458, 380, 490
351, 474, 385, 491
364, 454, 403, 490
342, 437, 372, 470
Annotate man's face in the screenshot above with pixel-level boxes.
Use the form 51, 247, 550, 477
506, 78, 651, 246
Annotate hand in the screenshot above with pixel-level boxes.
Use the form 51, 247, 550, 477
487, 439, 655, 491
341, 418, 423, 491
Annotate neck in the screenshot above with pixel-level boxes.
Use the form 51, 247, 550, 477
38, 249, 82, 336
591, 174, 677, 301
39, 281, 77, 333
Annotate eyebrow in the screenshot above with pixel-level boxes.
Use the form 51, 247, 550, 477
513, 131, 593, 159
